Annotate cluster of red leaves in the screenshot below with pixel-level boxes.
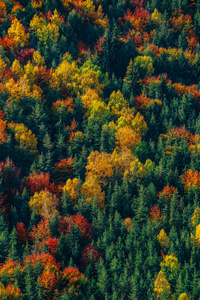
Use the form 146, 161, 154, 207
0, 258, 17, 278
77, 41, 89, 55
81, 244, 101, 267
122, 7, 149, 32
0, 35, 18, 54
59, 213, 92, 240
18, 48, 35, 64
45, 238, 59, 255
135, 93, 160, 109
94, 36, 104, 54
16, 222, 30, 245
158, 186, 177, 201
26, 170, 58, 195
181, 169, 200, 191
170, 10, 193, 33
149, 206, 163, 221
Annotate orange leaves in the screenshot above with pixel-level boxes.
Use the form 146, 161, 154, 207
181, 169, 200, 191
115, 125, 141, 151
149, 206, 163, 221
62, 266, 85, 294
158, 186, 177, 201
135, 93, 162, 110
32, 219, 51, 241
85, 151, 113, 186
0, 118, 8, 145
0, 283, 23, 299
123, 8, 149, 32
52, 98, 75, 114
39, 269, 59, 298
0, 2, 6, 22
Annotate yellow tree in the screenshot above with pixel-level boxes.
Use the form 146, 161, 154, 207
11, 60, 24, 78
81, 88, 101, 111
29, 189, 58, 219
55, 60, 80, 96
80, 70, 103, 95
63, 178, 81, 206
88, 100, 107, 122
191, 207, 200, 226
8, 18, 29, 47
8, 123, 38, 154
86, 151, 113, 186
153, 271, 171, 299
108, 90, 128, 117
157, 229, 169, 248
115, 125, 141, 150
81, 174, 105, 208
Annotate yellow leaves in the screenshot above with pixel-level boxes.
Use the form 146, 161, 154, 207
29, 190, 58, 219
96, 5, 109, 29
115, 125, 141, 151
86, 150, 113, 186
160, 254, 180, 270
30, 13, 59, 45
81, 174, 105, 208
63, 178, 81, 205
178, 293, 189, 300
81, 88, 101, 110
80, 70, 103, 95
4, 76, 42, 102
0, 55, 6, 76
191, 207, 200, 226
157, 229, 169, 248
128, 156, 146, 178
134, 55, 154, 77
8, 18, 29, 47
32, 51, 45, 66
131, 112, 148, 136
108, 90, 128, 117
151, 8, 162, 23
8, 123, 38, 154
153, 271, 171, 300
191, 223, 200, 246
124, 217, 132, 230
55, 60, 80, 95
11, 59, 23, 77
88, 100, 107, 122
31, 0, 44, 8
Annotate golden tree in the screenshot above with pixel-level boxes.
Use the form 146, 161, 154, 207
29, 189, 58, 219
8, 18, 29, 47
153, 271, 171, 299
86, 151, 113, 186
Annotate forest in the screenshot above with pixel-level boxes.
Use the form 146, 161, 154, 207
1, 0, 200, 299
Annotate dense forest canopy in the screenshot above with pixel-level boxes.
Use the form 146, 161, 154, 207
1, 0, 200, 299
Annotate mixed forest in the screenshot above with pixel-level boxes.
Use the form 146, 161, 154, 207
2, 0, 200, 299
